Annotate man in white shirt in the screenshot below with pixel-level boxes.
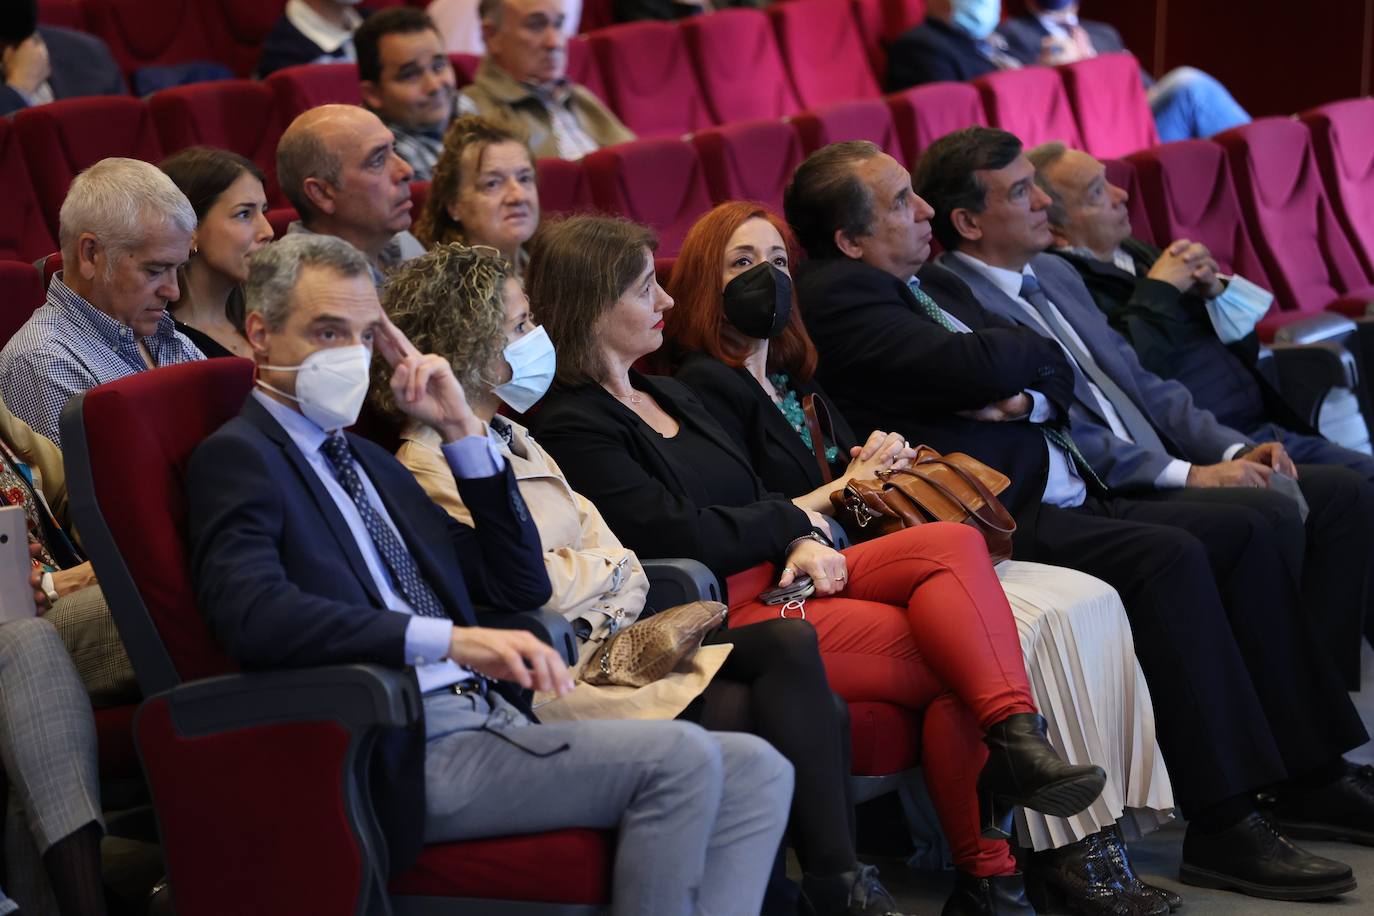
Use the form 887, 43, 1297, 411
257, 0, 366, 78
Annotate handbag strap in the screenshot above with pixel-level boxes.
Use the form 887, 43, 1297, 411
905, 459, 1016, 534
801, 393, 834, 485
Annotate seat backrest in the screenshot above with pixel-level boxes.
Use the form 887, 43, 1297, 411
1216, 117, 1373, 315
61, 359, 255, 696
692, 118, 805, 214
1058, 53, 1157, 159
583, 138, 714, 256
850, 0, 890, 80
682, 9, 801, 124
1126, 139, 1275, 290
769, 0, 880, 109
38, 0, 89, 30
149, 80, 285, 204
15, 96, 165, 240
0, 263, 45, 348
448, 52, 481, 85
789, 98, 903, 161
590, 21, 714, 138
886, 81, 986, 168
84, 0, 217, 77
266, 206, 299, 239
1300, 97, 1374, 279
537, 156, 596, 217
0, 120, 58, 262
974, 66, 1084, 150
566, 34, 609, 103
1101, 157, 1156, 246
200, 0, 287, 78
266, 63, 364, 125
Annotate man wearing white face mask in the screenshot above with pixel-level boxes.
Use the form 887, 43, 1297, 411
258, 0, 368, 78
1031, 142, 1374, 486
186, 233, 794, 915
887, 0, 1022, 91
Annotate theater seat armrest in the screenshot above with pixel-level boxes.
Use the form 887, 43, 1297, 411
823, 514, 851, 549
643, 558, 721, 613
475, 608, 578, 665
153, 663, 421, 738
1272, 312, 1359, 345
1269, 341, 1359, 427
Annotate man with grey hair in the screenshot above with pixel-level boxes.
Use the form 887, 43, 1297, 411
276, 103, 425, 287
186, 232, 792, 914
0, 156, 203, 446
456, 0, 632, 159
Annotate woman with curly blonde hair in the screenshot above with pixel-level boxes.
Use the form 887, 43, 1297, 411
380, 242, 914, 916
412, 116, 539, 273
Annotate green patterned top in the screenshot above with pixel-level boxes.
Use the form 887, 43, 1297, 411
770, 373, 840, 464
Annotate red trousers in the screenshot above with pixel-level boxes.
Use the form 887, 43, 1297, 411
728, 523, 1036, 877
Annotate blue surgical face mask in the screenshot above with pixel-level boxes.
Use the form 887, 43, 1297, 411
950, 0, 1002, 40
1203, 274, 1273, 345
490, 325, 556, 413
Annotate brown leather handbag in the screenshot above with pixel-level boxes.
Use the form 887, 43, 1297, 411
830, 446, 1017, 562
582, 601, 728, 688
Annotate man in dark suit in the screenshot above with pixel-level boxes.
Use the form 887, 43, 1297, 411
0, 0, 125, 116
786, 138, 1373, 906
185, 233, 793, 911
886, 0, 1021, 90
994, 0, 1249, 141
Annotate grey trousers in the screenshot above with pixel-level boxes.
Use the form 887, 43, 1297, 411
0, 616, 103, 916
422, 690, 794, 916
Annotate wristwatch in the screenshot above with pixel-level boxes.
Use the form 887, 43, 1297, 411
40, 572, 59, 605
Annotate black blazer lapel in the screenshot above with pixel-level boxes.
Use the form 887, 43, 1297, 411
240, 397, 385, 608
639, 373, 772, 497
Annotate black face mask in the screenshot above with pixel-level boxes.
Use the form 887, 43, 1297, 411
722, 262, 793, 340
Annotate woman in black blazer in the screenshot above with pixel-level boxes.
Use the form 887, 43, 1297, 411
666, 203, 1181, 916
526, 213, 1107, 916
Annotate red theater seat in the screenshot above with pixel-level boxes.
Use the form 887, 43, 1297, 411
0, 121, 58, 263
83, 0, 217, 78
1217, 118, 1374, 320
266, 207, 298, 239
583, 139, 714, 256
850, 0, 923, 78
769, 0, 881, 110
37, 0, 89, 30
266, 63, 363, 123
149, 80, 284, 204
790, 98, 903, 161
448, 52, 481, 85
1300, 98, 1374, 279
974, 67, 1083, 151
0, 262, 45, 347
1058, 53, 1158, 160
566, 34, 608, 103
536, 157, 596, 217
202, 0, 288, 78
1126, 140, 1281, 330
591, 21, 713, 139
683, 9, 801, 124
886, 81, 986, 167
15, 96, 165, 240
692, 119, 804, 214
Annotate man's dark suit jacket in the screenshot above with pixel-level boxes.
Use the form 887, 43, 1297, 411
1051, 238, 1316, 439
674, 350, 859, 500
0, 26, 126, 116
531, 372, 811, 586
995, 13, 1127, 65
886, 18, 999, 90
186, 394, 551, 872
794, 256, 1077, 552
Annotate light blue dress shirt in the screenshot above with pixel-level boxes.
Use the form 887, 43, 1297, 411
253, 389, 503, 691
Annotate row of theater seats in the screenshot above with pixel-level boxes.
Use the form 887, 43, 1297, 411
0, 47, 1157, 263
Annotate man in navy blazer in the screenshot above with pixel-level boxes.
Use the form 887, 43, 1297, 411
787, 138, 1372, 907
185, 233, 792, 910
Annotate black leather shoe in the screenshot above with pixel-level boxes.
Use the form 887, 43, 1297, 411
1180, 812, 1356, 900
802, 864, 911, 916
978, 713, 1107, 839
942, 871, 1035, 916
1028, 829, 1165, 916
1101, 825, 1181, 912
1260, 761, 1374, 846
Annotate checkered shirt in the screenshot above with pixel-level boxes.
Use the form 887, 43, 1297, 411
0, 274, 204, 447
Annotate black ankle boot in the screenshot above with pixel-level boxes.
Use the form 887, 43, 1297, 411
802, 864, 910, 916
978, 713, 1107, 839
1029, 829, 1166, 915
941, 871, 1035, 916
1101, 824, 1182, 912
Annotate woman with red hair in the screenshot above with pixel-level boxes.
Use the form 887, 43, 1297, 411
669, 202, 1177, 916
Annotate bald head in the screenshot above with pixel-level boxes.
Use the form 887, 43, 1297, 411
276, 105, 366, 217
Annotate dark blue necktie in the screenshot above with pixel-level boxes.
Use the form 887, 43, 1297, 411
320, 434, 449, 619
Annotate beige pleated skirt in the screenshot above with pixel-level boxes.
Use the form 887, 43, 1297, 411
997, 560, 1176, 851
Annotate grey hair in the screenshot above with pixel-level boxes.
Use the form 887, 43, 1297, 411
1026, 141, 1070, 227
276, 117, 345, 219
58, 157, 197, 266
245, 233, 371, 330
